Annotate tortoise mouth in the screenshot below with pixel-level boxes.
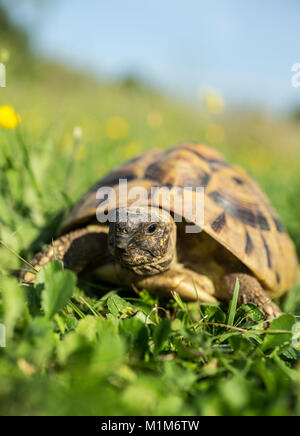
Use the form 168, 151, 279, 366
114, 246, 155, 268
122, 257, 172, 276
113, 245, 174, 277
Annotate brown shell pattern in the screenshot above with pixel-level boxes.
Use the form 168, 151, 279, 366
60, 142, 298, 294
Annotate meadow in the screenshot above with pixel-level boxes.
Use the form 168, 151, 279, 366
0, 59, 300, 416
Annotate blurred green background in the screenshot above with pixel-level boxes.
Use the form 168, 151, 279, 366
0, 0, 300, 417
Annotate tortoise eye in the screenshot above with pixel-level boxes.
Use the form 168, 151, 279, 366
146, 224, 158, 235
116, 225, 128, 234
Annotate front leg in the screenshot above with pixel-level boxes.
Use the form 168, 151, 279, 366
20, 225, 109, 283
136, 266, 217, 303
218, 273, 282, 319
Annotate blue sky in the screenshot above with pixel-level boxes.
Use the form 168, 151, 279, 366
9, 0, 300, 111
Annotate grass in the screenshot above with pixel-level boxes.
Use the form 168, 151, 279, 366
1, 61, 300, 416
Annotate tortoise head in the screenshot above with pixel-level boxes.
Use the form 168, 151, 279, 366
108, 206, 176, 276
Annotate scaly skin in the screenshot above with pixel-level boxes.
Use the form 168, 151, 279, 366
20, 226, 109, 283
220, 273, 282, 319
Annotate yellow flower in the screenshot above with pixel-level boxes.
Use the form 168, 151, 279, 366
17, 359, 36, 376
122, 140, 142, 159
0, 48, 10, 63
200, 88, 225, 115
106, 116, 130, 140
0, 105, 20, 129
147, 112, 163, 129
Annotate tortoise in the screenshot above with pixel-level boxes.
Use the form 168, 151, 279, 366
22, 142, 298, 318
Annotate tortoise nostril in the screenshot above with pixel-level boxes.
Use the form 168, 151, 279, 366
113, 235, 128, 250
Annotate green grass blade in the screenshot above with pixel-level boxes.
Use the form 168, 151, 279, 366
227, 278, 240, 326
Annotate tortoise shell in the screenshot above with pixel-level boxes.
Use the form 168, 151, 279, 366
60, 142, 298, 295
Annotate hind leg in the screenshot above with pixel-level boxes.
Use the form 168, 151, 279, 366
218, 273, 282, 319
